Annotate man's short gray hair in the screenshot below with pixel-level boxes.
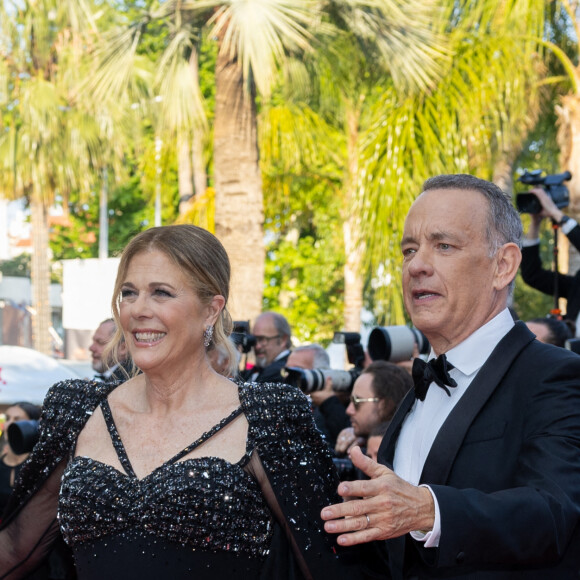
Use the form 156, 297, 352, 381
422, 174, 523, 254
269, 312, 292, 349
291, 344, 330, 368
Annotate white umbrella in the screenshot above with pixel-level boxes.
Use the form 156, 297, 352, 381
0, 346, 82, 405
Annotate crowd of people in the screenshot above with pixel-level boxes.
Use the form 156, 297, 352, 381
1, 174, 580, 579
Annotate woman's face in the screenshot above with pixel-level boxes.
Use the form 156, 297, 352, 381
118, 250, 222, 374
4, 406, 30, 431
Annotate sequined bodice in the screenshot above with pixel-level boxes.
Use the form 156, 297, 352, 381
58, 396, 274, 571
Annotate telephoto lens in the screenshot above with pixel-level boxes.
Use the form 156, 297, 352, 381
367, 326, 429, 363
7, 420, 40, 455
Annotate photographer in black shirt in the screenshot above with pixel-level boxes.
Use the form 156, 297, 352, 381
521, 187, 580, 326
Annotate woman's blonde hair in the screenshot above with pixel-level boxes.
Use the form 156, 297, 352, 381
107, 225, 237, 377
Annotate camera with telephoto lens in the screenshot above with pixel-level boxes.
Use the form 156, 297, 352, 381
367, 325, 430, 363
230, 320, 256, 354
7, 420, 40, 455
516, 169, 571, 214
282, 332, 365, 394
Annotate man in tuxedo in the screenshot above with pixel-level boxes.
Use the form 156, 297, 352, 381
89, 318, 132, 382
321, 174, 580, 578
243, 311, 292, 383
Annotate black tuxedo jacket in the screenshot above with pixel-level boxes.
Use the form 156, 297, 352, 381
521, 224, 580, 320
377, 322, 580, 579
241, 353, 290, 384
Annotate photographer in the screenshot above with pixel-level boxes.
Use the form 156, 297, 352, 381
335, 361, 412, 458
525, 316, 574, 347
0, 402, 41, 515
240, 312, 292, 383
286, 344, 350, 448
521, 187, 580, 326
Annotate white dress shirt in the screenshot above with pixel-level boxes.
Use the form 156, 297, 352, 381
393, 308, 515, 547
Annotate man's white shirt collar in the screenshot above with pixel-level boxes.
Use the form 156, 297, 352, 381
442, 308, 515, 378
274, 349, 291, 362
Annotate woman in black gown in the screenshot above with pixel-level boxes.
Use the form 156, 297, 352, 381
0, 225, 374, 579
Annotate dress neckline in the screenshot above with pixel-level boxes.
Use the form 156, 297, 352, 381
100, 399, 244, 480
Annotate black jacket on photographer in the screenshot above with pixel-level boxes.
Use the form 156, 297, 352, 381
521, 216, 580, 322
240, 350, 290, 383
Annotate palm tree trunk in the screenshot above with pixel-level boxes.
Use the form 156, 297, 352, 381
99, 167, 109, 259
178, 132, 195, 215
189, 48, 208, 201
343, 105, 363, 331
213, 51, 264, 322
557, 93, 580, 276
30, 199, 52, 355
492, 158, 514, 194
344, 218, 364, 331
192, 128, 207, 197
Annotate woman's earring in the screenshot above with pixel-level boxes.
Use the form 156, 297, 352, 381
203, 325, 214, 347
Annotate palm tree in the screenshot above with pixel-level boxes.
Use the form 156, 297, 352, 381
355, 0, 547, 323
0, 0, 106, 354
85, 0, 446, 323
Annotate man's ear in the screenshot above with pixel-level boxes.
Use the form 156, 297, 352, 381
494, 243, 522, 291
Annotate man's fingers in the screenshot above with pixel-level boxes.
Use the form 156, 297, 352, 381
335, 529, 379, 546
321, 497, 367, 521
322, 512, 382, 546
349, 445, 389, 479
322, 509, 372, 533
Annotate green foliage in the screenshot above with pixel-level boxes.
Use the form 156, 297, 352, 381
263, 174, 345, 345
513, 271, 555, 322
49, 175, 152, 261
137, 134, 180, 228
356, 1, 548, 323
0, 254, 31, 278
0, 252, 61, 283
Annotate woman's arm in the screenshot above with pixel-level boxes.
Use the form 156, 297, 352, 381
0, 459, 66, 579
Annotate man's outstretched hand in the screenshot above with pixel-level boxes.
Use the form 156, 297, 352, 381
321, 446, 435, 546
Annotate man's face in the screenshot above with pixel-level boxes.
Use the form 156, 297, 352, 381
253, 315, 286, 367
401, 188, 514, 354
89, 321, 115, 373
286, 349, 315, 370
346, 373, 381, 437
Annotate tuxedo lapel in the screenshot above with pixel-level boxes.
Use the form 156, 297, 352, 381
419, 322, 535, 485
377, 389, 416, 469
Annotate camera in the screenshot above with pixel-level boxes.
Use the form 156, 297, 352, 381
7, 420, 40, 454
230, 320, 256, 354
367, 325, 429, 363
332, 457, 358, 481
283, 332, 365, 394
282, 366, 361, 394
516, 169, 571, 214
283, 326, 430, 393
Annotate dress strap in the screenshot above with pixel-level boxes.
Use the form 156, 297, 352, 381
100, 400, 244, 477
166, 406, 244, 466
100, 399, 137, 478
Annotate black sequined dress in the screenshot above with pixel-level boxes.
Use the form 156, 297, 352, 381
59, 400, 271, 579
0, 380, 375, 579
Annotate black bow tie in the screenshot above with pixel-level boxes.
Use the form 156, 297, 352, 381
412, 355, 458, 401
